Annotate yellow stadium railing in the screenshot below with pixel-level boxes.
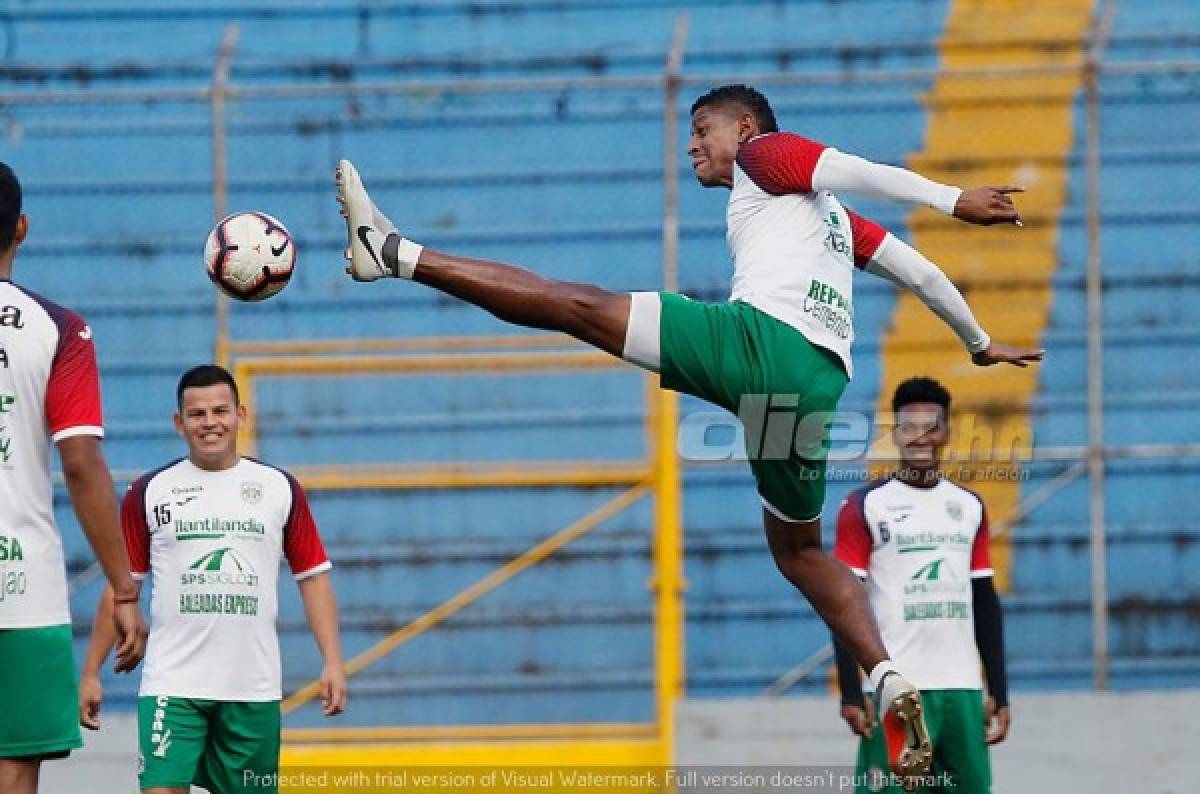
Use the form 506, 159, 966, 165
229, 335, 683, 787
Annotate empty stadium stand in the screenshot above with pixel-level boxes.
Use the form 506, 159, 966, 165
0, 0, 1195, 731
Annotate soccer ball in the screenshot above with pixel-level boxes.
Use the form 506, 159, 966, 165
204, 212, 296, 301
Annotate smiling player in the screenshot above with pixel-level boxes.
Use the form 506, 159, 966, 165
833, 377, 1009, 793
79, 365, 346, 794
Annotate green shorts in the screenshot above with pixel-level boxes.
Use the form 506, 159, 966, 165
855, 689, 991, 793
0, 625, 83, 759
659, 293, 849, 521
138, 696, 281, 793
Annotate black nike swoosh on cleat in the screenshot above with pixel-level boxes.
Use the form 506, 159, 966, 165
356, 225, 385, 272
270, 240, 289, 257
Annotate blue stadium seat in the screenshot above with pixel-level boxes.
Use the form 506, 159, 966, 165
17, 0, 1198, 721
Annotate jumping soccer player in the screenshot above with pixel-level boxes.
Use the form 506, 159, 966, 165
833, 377, 1009, 793
0, 162, 147, 794
334, 84, 1041, 783
78, 365, 346, 794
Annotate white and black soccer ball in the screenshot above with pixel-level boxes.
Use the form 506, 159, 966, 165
204, 211, 296, 301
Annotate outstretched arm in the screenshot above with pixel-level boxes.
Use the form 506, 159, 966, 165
813, 148, 962, 215
737, 133, 1023, 225
861, 230, 1044, 367
814, 149, 1024, 225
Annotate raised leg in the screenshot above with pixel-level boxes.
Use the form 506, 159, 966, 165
413, 248, 632, 357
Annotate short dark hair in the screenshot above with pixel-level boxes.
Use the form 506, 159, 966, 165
892, 376, 952, 416
690, 84, 778, 133
177, 364, 239, 409
0, 163, 21, 251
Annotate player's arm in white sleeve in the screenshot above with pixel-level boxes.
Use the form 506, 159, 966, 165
864, 233, 990, 353
813, 148, 964, 215
812, 148, 1025, 225
851, 213, 1044, 367
736, 132, 1023, 225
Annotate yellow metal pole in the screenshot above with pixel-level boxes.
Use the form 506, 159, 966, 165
232, 360, 257, 458
651, 385, 684, 764
228, 332, 577, 356
234, 352, 633, 482
282, 485, 650, 715
284, 721, 657, 744
652, 13, 689, 767
292, 461, 651, 491
237, 350, 622, 377
283, 737, 665, 771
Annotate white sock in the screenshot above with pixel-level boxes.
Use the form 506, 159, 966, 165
868, 660, 899, 692
382, 234, 424, 279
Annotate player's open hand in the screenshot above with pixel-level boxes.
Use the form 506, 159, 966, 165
984, 696, 1011, 745
953, 186, 1024, 226
112, 600, 148, 673
972, 342, 1045, 368
321, 662, 348, 717
840, 699, 876, 738
79, 674, 103, 731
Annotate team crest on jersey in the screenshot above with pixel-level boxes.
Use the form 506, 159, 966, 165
241, 481, 263, 505
945, 499, 963, 521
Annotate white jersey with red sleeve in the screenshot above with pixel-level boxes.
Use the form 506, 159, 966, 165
0, 279, 104, 628
728, 132, 887, 378
834, 476, 993, 690
124, 456, 331, 701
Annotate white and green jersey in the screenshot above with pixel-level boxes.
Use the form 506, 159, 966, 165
728, 133, 888, 379
0, 280, 104, 628
835, 476, 993, 691
124, 457, 330, 701
728, 132, 976, 378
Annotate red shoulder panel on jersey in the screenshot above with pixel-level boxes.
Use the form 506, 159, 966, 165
282, 472, 331, 578
846, 209, 888, 269
834, 488, 873, 574
46, 309, 103, 438
122, 479, 152, 578
970, 506, 994, 575
735, 132, 828, 195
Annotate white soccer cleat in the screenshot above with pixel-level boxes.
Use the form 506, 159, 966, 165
335, 159, 400, 281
